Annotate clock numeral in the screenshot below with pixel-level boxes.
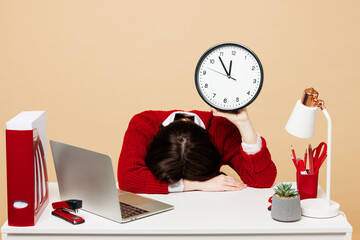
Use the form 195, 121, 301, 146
245, 56, 247, 60
236, 97, 239, 102
247, 91, 251, 95
252, 66, 255, 71
232, 51, 236, 56
223, 98, 227, 103
203, 70, 206, 75
220, 52, 224, 56
213, 93, 216, 98
204, 83, 208, 88
210, 59, 215, 64
253, 79, 256, 83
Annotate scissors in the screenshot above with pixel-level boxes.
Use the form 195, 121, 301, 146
312, 142, 327, 173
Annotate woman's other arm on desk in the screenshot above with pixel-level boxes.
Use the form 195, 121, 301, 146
183, 175, 247, 192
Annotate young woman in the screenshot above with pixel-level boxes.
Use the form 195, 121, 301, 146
117, 108, 277, 194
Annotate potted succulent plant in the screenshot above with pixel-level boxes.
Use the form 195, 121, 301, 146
271, 183, 301, 222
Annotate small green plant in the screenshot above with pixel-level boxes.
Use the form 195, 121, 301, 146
273, 183, 298, 198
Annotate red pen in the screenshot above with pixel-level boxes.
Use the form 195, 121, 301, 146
291, 145, 297, 161
291, 155, 298, 171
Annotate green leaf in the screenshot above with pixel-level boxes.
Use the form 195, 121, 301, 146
273, 183, 297, 197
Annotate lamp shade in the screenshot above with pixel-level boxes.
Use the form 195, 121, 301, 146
285, 100, 318, 138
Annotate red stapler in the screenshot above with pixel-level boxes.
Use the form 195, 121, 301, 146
52, 200, 85, 224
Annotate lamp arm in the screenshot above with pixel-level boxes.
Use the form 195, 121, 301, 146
322, 108, 332, 206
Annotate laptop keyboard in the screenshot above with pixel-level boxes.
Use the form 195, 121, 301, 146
119, 201, 149, 219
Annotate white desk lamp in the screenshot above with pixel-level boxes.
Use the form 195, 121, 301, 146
285, 88, 340, 218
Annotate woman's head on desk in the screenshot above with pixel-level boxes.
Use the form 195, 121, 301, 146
145, 115, 221, 184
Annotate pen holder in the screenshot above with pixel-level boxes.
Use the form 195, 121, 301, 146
296, 172, 318, 200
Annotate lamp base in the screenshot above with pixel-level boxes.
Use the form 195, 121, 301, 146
301, 199, 340, 218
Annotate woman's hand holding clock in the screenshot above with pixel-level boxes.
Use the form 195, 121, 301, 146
212, 108, 258, 145
188, 43, 264, 193
194, 43, 263, 145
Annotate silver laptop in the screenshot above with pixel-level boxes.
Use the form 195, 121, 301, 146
50, 140, 174, 223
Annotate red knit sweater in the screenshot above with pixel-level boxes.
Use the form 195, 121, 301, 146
118, 110, 277, 194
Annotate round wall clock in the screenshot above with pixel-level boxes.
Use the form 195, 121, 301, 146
195, 42, 264, 111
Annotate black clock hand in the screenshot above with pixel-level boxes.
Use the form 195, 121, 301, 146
218, 57, 229, 76
207, 67, 236, 81
228, 60, 232, 78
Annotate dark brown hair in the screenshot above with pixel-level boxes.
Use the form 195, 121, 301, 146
145, 119, 221, 184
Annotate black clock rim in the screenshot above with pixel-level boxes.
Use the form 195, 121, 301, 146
194, 42, 264, 112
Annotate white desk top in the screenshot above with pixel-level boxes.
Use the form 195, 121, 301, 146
1, 182, 352, 235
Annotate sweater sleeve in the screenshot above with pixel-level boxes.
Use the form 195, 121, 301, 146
117, 112, 169, 194
221, 122, 277, 188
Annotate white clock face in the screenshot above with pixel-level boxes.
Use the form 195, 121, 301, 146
195, 43, 263, 111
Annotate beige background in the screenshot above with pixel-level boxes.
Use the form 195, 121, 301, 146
1, 0, 359, 239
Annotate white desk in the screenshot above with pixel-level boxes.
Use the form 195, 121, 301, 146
1, 182, 352, 240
